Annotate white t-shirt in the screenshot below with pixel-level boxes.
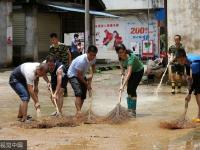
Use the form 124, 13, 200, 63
20, 62, 40, 85
68, 54, 96, 78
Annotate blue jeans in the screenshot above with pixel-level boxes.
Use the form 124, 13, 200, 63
9, 75, 30, 101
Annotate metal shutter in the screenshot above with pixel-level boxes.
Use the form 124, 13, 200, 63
13, 12, 25, 45
37, 13, 61, 57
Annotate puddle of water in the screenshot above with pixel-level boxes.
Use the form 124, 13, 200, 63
168, 128, 200, 149
155, 61, 170, 96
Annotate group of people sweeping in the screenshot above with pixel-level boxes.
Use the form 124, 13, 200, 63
114, 39, 200, 121
9, 32, 200, 124
9, 33, 144, 123
9, 33, 98, 122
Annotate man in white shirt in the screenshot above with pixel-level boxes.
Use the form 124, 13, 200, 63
9, 63, 50, 122
68, 45, 98, 117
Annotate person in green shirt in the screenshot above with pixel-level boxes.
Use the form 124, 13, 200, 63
168, 35, 186, 94
115, 44, 144, 117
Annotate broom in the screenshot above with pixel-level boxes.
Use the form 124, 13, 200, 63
159, 76, 198, 129
159, 99, 196, 129
84, 89, 100, 124
104, 75, 130, 124
35, 103, 41, 118
49, 86, 61, 116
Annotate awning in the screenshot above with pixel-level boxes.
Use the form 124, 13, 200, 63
43, 3, 119, 18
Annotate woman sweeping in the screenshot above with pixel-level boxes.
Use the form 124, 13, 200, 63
115, 44, 144, 117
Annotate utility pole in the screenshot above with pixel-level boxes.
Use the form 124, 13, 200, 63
0, 0, 13, 67
85, 0, 90, 52
164, 0, 168, 51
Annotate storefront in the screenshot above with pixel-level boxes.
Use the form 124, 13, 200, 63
12, 0, 106, 64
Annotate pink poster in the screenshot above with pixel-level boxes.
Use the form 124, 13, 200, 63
95, 19, 125, 51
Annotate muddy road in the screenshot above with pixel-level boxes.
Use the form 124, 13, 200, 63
0, 70, 200, 150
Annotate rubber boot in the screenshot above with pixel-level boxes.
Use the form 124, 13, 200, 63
127, 97, 131, 110
127, 97, 133, 117
171, 82, 175, 94
127, 96, 137, 118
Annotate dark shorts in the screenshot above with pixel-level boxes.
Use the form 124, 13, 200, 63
171, 64, 185, 75
127, 68, 144, 97
9, 75, 30, 101
192, 74, 200, 95
69, 77, 87, 100
51, 75, 68, 91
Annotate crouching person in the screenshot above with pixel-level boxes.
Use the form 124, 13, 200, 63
175, 48, 200, 119
9, 63, 49, 122
68, 45, 98, 118
46, 56, 68, 116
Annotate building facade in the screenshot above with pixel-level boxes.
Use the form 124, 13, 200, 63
95, 0, 165, 61
0, 0, 106, 67
167, 0, 200, 53
0, 0, 13, 67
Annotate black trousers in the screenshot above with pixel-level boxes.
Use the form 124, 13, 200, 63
127, 68, 144, 97
192, 74, 200, 95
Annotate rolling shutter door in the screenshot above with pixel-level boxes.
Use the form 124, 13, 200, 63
13, 12, 25, 46
37, 13, 60, 58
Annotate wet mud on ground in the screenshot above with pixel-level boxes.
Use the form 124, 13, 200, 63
1, 70, 200, 150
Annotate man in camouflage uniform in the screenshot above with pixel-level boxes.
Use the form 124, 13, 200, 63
168, 35, 186, 94
48, 33, 72, 97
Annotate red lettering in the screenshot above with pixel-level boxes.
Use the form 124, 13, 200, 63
131, 27, 145, 34
130, 28, 136, 34
140, 27, 145, 34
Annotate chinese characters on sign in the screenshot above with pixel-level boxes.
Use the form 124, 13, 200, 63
126, 20, 158, 57
95, 23, 119, 28
95, 16, 158, 57
0, 140, 27, 150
